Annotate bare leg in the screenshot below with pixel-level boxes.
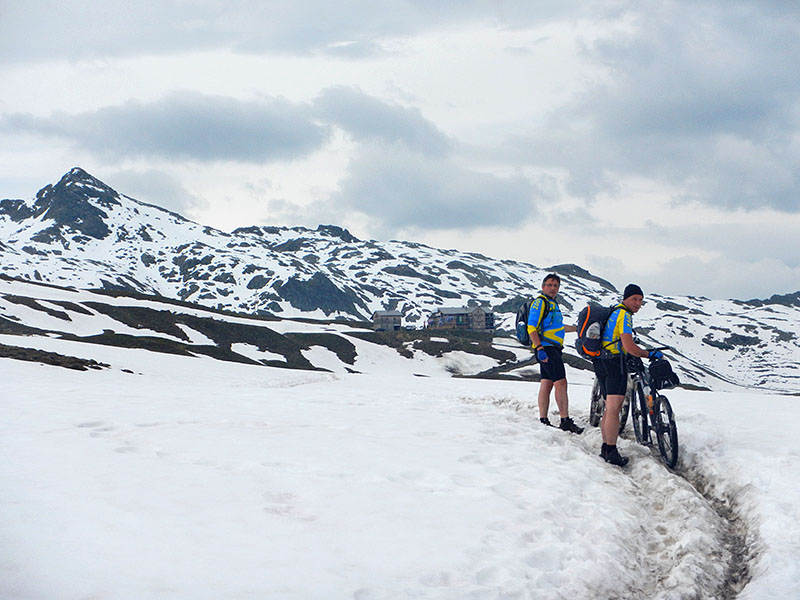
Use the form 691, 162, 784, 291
538, 379, 554, 419
601, 394, 625, 445
553, 379, 569, 418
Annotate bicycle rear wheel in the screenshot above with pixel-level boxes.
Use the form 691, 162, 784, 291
654, 395, 679, 468
631, 382, 648, 444
589, 378, 603, 427
589, 378, 628, 434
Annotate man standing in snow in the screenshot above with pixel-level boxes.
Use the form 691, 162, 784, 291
592, 283, 663, 467
528, 273, 583, 434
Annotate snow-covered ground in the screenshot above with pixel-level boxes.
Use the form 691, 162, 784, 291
2, 340, 798, 599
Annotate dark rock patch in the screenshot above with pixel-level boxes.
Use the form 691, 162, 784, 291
0, 342, 109, 371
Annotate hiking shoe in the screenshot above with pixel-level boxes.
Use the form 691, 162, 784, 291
604, 446, 629, 467
540, 417, 554, 427
600, 443, 609, 459
559, 417, 584, 434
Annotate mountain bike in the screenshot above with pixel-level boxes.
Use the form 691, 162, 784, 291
588, 376, 631, 434
627, 349, 679, 468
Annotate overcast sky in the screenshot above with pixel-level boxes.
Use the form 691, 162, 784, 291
1, 1, 798, 300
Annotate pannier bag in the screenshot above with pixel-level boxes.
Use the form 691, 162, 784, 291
649, 358, 680, 390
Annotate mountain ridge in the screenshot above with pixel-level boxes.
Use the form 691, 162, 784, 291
1, 168, 799, 392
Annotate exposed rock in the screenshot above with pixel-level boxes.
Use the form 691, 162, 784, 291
276, 272, 367, 316
548, 263, 616, 292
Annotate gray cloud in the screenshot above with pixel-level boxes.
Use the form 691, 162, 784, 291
643, 219, 800, 269
0, 2, 229, 63
333, 142, 534, 231
1, 92, 328, 163
104, 169, 207, 216
314, 87, 451, 156
0, 1, 584, 63
629, 254, 800, 301
513, 0, 800, 212
1, 86, 457, 168
578, 211, 800, 299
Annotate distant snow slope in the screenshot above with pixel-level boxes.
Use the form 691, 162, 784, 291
0, 278, 529, 381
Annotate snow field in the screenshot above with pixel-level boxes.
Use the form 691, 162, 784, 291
4, 344, 797, 599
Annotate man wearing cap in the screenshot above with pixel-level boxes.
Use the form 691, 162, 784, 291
592, 284, 663, 466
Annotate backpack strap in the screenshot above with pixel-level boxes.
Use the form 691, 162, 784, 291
534, 294, 551, 333
606, 303, 631, 350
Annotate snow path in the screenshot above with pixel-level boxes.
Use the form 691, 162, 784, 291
677, 463, 755, 599
487, 397, 738, 600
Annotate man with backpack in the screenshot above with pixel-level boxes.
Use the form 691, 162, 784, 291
592, 283, 663, 466
528, 273, 583, 434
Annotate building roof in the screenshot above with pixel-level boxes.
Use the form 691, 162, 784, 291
372, 310, 403, 317
433, 306, 492, 315
435, 307, 469, 315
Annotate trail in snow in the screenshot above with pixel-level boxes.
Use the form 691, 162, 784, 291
678, 466, 757, 599
488, 396, 748, 600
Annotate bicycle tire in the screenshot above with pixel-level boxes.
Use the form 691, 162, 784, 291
631, 382, 648, 444
589, 378, 603, 427
654, 395, 679, 468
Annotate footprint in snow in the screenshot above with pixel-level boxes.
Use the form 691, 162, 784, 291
262, 491, 317, 522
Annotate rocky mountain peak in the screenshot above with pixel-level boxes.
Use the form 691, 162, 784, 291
51, 166, 120, 204
548, 264, 617, 292
316, 224, 360, 243
62, 166, 105, 185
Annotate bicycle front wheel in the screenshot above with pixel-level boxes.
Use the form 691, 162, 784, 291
654, 395, 679, 468
631, 382, 648, 444
589, 378, 603, 427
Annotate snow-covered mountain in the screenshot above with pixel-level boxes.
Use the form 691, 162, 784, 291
2, 168, 799, 393
0, 168, 608, 323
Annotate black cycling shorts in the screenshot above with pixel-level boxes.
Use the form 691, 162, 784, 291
592, 356, 628, 397
539, 345, 566, 382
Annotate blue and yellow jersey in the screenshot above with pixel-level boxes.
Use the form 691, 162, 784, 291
601, 304, 633, 355
527, 295, 564, 347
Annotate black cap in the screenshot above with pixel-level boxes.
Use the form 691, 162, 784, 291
623, 283, 644, 299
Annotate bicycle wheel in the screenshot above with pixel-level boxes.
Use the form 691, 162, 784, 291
654, 395, 679, 468
589, 378, 603, 427
631, 382, 648, 444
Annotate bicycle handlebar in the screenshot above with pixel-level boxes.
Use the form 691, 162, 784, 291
645, 346, 672, 359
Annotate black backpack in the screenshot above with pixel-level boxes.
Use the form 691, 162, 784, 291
515, 295, 550, 346
574, 303, 623, 358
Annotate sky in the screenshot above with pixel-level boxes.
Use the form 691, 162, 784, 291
0, 0, 798, 300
